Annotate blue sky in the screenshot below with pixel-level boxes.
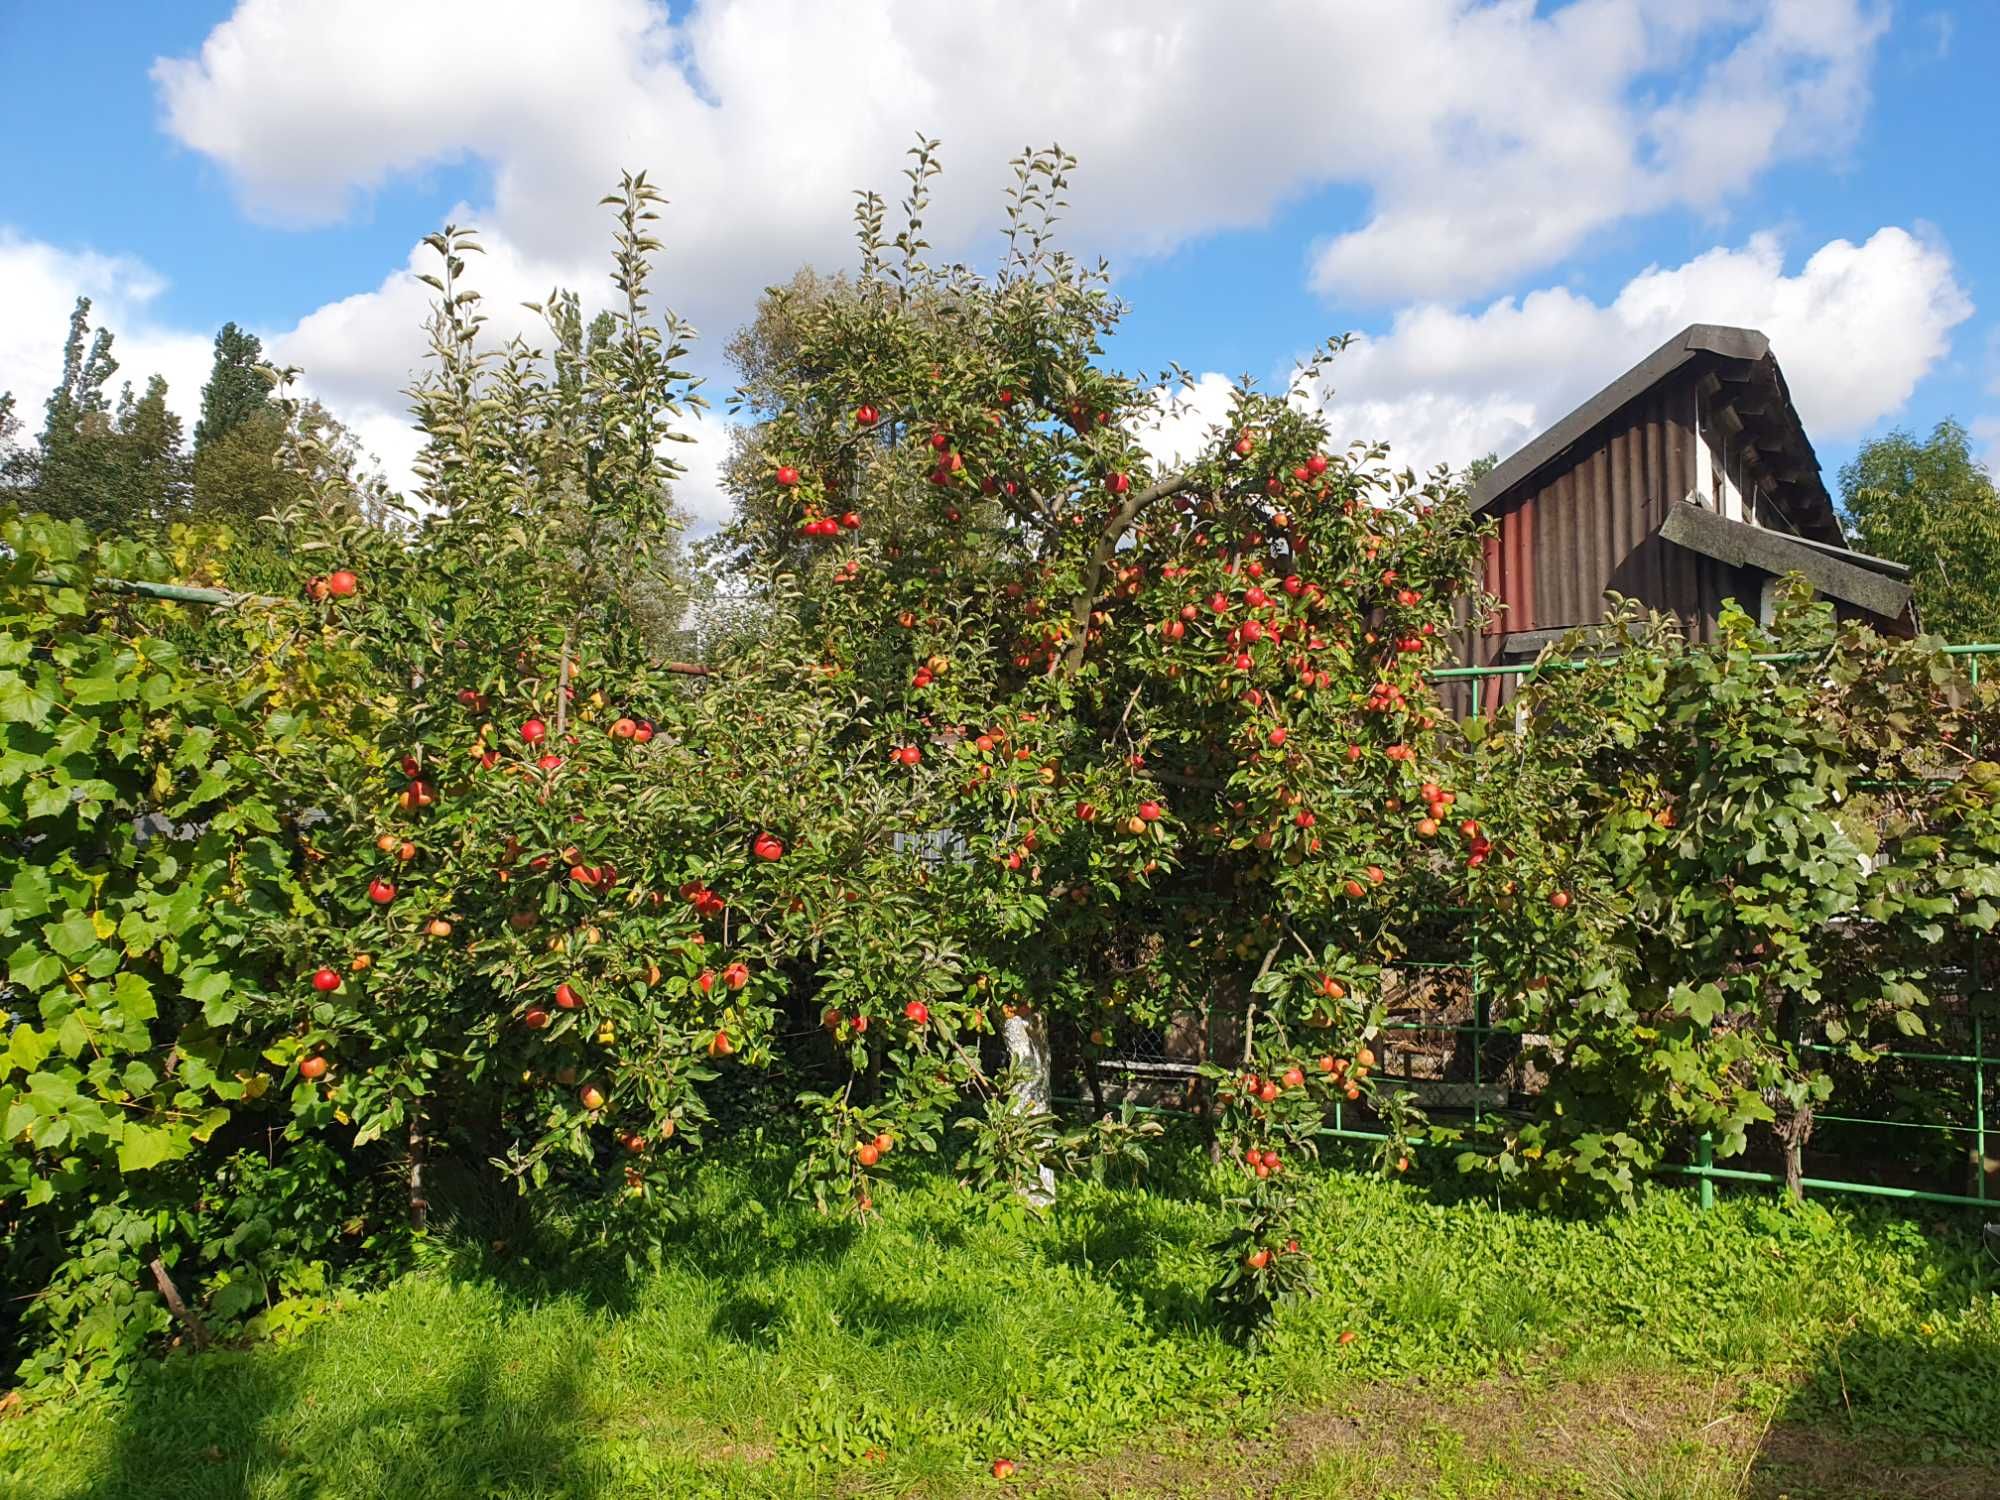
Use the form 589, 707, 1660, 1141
1, 1, 1993, 526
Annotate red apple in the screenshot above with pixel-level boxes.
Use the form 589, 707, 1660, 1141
367, 878, 396, 905
311, 967, 341, 992
326, 569, 358, 597
298, 1054, 329, 1080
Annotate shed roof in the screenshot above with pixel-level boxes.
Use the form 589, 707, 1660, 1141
1657, 500, 1913, 622
1468, 323, 1843, 545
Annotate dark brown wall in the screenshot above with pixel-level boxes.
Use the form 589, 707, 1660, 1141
1444, 365, 1765, 717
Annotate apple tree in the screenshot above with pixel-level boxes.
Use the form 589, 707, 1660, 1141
709, 140, 1491, 1292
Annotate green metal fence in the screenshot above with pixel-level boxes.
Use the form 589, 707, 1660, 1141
1082, 644, 2000, 1215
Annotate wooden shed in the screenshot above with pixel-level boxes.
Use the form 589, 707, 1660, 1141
1448, 323, 1914, 712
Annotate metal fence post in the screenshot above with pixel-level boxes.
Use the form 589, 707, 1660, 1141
1972, 653, 1988, 1207
1696, 1132, 1715, 1211
1977, 1008, 1988, 1206
1471, 931, 1485, 1126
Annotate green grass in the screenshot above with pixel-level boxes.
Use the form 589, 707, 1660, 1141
2, 1141, 1996, 1498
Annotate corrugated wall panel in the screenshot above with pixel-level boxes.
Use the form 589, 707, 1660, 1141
1452, 367, 1716, 713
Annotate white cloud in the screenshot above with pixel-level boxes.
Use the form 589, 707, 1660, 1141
1132, 373, 1240, 472
126, 0, 1894, 521
670, 409, 739, 533
7, 3, 1952, 534
0, 221, 731, 526
1297, 225, 1972, 477
0, 232, 214, 436
1921, 11, 1956, 61
155, 0, 1889, 312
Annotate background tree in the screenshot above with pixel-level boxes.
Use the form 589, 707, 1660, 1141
0, 391, 26, 503
28, 297, 118, 526
192, 322, 270, 454
22, 297, 190, 532
1840, 419, 2000, 640
189, 321, 294, 534
192, 405, 295, 530
108, 375, 192, 524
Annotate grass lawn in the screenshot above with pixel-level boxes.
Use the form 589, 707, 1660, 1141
2, 1138, 1996, 1499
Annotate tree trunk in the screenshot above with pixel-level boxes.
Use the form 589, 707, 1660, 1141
1775, 997, 1811, 1203
148, 1257, 211, 1350
1200, 998, 1222, 1165
1001, 1007, 1057, 1206
408, 1113, 430, 1231
1780, 1104, 1813, 1203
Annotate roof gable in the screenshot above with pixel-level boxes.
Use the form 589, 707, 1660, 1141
1468, 323, 1842, 544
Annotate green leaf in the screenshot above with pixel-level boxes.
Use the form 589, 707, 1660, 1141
46, 912, 100, 959
111, 972, 156, 1025
8, 945, 62, 991
6, 1026, 54, 1075
117, 1122, 184, 1173
23, 778, 70, 821
182, 967, 231, 1004
0, 670, 55, 726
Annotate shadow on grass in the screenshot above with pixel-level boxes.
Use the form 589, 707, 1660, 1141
1747, 1312, 2000, 1500
1034, 1184, 1216, 1331
417, 1146, 863, 1316
69, 1330, 605, 1500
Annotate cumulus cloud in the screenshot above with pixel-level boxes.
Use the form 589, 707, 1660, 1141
9, 2, 1958, 532
1140, 228, 1973, 483
155, 0, 1889, 312
1299, 225, 1972, 477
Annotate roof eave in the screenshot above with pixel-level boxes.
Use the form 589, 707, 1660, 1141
1467, 323, 1774, 516
1657, 499, 1913, 623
